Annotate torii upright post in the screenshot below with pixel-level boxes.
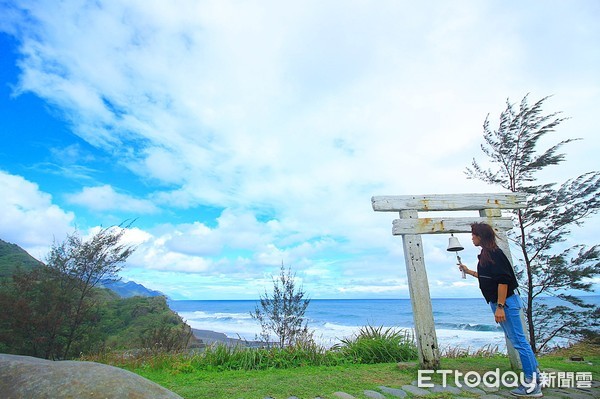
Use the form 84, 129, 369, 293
372, 192, 528, 370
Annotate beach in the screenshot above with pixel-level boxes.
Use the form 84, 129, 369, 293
173, 296, 598, 351
177, 298, 512, 351
191, 326, 507, 353
192, 328, 257, 347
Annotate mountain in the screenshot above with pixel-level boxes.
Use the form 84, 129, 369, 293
99, 279, 165, 298
1, 239, 196, 358
0, 239, 44, 278
0, 238, 163, 298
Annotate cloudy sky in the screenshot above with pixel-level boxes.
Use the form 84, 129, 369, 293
1, 1, 598, 300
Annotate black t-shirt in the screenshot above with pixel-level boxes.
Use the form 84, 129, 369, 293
476, 248, 519, 303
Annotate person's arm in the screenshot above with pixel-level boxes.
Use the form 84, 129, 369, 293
458, 263, 478, 278
495, 283, 508, 323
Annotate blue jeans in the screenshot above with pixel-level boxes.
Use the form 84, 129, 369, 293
490, 294, 539, 380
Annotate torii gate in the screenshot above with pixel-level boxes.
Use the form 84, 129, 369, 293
371, 192, 528, 369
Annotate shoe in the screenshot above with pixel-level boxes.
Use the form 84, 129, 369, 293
510, 384, 543, 397
535, 369, 545, 388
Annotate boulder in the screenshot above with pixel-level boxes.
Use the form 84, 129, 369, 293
0, 353, 183, 399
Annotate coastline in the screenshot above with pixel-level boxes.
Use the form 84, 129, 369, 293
169, 298, 543, 351
191, 327, 507, 352
192, 328, 264, 348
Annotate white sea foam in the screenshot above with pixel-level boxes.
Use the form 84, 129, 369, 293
179, 311, 260, 339
172, 297, 599, 351
187, 310, 253, 320
436, 328, 506, 352
180, 310, 506, 350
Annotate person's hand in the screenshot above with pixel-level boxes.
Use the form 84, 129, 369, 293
495, 307, 506, 323
458, 264, 469, 274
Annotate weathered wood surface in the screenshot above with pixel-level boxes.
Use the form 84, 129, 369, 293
392, 216, 514, 235
372, 193, 528, 212
400, 210, 440, 370
373, 192, 528, 370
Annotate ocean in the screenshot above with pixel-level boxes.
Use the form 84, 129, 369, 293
168, 296, 599, 351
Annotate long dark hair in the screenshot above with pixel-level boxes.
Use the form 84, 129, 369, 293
471, 222, 498, 266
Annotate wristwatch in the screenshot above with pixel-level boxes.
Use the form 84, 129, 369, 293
497, 303, 505, 309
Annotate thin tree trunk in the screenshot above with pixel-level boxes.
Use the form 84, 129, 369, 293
517, 209, 537, 352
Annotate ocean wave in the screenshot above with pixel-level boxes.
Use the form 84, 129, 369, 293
180, 310, 253, 321
177, 312, 507, 351
436, 322, 502, 332
170, 299, 511, 350
436, 329, 506, 351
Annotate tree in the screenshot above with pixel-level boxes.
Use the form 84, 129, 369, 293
466, 94, 600, 352
47, 224, 137, 358
251, 263, 311, 348
0, 266, 66, 357
0, 224, 136, 359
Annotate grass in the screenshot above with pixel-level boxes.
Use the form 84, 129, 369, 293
84, 325, 418, 371
84, 333, 599, 399
128, 352, 598, 399
134, 363, 413, 399
335, 326, 417, 364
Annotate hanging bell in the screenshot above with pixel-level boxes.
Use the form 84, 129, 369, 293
447, 233, 464, 252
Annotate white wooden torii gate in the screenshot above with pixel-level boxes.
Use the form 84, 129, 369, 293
371, 192, 527, 369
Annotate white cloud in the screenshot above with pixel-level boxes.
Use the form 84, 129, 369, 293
139, 248, 213, 273
0, 170, 74, 257
66, 185, 159, 214
1, 1, 599, 298
129, 146, 189, 186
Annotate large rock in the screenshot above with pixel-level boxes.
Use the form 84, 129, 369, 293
0, 354, 183, 399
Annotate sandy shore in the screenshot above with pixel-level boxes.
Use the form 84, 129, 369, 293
192, 328, 264, 347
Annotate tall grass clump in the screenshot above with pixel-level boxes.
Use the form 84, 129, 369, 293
200, 339, 343, 370
441, 343, 500, 359
335, 325, 417, 364
82, 325, 419, 372
81, 347, 186, 370
83, 336, 344, 372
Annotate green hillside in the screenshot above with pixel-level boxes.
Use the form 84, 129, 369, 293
0, 239, 199, 358
0, 239, 44, 278
0, 239, 161, 298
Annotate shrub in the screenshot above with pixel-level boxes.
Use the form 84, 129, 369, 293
440, 343, 500, 358
251, 263, 310, 348
83, 324, 418, 371
335, 325, 418, 364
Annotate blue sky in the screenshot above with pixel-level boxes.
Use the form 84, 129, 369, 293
0, 1, 598, 300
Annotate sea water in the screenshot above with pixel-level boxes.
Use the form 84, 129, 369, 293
168, 296, 599, 351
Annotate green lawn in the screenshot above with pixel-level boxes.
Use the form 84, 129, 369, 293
130, 353, 599, 399
134, 363, 414, 399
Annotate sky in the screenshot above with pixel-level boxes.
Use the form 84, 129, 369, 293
0, 1, 598, 300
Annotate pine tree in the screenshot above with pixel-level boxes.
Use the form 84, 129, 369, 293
251, 263, 311, 348
466, 95, 600, 352
47, 223, 136, 358
0, 223, 136, 359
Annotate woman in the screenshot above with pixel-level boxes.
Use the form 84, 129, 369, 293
458, 222, 542, 398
